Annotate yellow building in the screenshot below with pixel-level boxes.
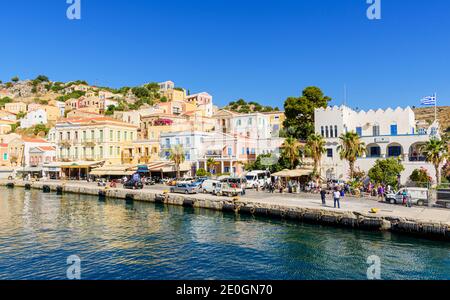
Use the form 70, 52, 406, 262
160, 89, 186, 102
48, 116, 138, 165
5, 102, 27, 114
262, 111, 286, 133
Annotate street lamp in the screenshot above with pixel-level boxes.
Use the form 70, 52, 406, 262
397, 173, 401, 190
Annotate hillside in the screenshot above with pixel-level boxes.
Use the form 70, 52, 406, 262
413, 106, 450, 135
223, 99, 280, 113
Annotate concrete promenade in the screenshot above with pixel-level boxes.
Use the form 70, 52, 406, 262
2, 180, 450, 241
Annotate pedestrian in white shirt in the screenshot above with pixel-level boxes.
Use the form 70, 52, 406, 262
333, 188, 341, 209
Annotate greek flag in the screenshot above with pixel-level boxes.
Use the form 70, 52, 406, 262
420, 94, 436, 106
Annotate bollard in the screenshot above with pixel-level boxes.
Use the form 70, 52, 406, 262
154, 194, 165, 204
56, 186, 63, 195
6, 182, 14, 188
98, 190, 106, 201
182, 198, 195, 208
24, 183, 31, 190
42, 185, 51, 193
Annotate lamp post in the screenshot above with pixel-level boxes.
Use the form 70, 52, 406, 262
397, 173, 401, 191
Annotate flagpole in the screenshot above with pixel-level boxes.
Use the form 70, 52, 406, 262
434, 92, 437, 123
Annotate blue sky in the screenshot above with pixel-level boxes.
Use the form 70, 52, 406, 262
0, 0, 449, 109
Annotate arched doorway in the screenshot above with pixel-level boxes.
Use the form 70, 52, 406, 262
366, 143, 381, 158
409, 142, 427, 161
387, 143, 403, 158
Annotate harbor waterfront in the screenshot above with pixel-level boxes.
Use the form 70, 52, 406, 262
2, 180, 450, 242
0, 186, 449, 280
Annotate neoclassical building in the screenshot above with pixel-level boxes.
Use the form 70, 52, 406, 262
315, 105, 440, 184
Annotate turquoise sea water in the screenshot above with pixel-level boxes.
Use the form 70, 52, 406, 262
0, 187, 448, 280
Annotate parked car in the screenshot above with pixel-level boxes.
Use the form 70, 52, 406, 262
245, 170, 271, 188
214, 178, 243, 197
170, 183, 198, 194
202, 179, 221, 194
385, 187, 429, 206
124, 179, 144, 190
144, 177, 156, 185
97, 178, 107, 187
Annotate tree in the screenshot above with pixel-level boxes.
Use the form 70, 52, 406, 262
206, 158, 219, 174
33, 124, 49, 136
283, 86, 331, 139
131, 87, 150, 99
305, 134, 326, 179
409, 168, 432, 186
443, 162, 450, 182
196, 168, 210, 177
338, 131, 366, 179
169, 145, 185, 179
11, 76, 19, 83
34, 75, 49, 83
368, 158, 405, 187
421, 138, 448, 185
281, 137, 303, 169
105, 105, 116, 116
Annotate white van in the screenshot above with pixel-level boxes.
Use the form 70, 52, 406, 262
201, 180, 221, 194
385, 187, 429, 206
245, 170, 271, 188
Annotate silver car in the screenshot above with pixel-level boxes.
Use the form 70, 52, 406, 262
170, 183, 198, 194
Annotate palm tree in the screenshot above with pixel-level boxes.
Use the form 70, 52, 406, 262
282, 137, 303, 169
421, 138, 448, 185
306, 134, 326, 179
338, 131, 366, 180
206, 158, 219, 174
169, 145, 185, 179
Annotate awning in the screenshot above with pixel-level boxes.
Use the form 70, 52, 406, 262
59, 161, 105, 169
17, 167, 43, 173
272, 168, 314, 178
145, 161, 191, 173
90, 165, 134, 176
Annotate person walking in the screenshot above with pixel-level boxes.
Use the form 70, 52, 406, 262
320, 188, 327, 206
333, 188, 341, 209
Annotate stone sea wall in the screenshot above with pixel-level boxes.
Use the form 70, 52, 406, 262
3, 181, 449, 241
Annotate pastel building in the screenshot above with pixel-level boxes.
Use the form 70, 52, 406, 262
185, 92, 214, 117
314, 105, 440, 184
20, 109, 48, 128
48, 117, 138, 164
5, 102, 27, 114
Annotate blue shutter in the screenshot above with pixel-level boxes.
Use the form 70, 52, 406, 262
390, 124, 398, 136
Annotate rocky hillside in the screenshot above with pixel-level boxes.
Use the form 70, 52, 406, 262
413, 106, 450, 135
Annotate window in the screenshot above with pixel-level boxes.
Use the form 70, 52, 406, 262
248, 118, 253, 125
109, 146, 113, 156
117, 147, 120, 155
185, 137, 190, 146
124, 131, 128, 141
325, 126, 329, 138
91, 130, 95, 140
165, 138, 170, 148
321, 126, 324, 137
228, 147, 232, 156
327, 148, 333, 158
373, 125, 380, 136
83, 131, 86, 141
334, 126, 338, 138
110, 130, 113, 141
390, 124, 398, 136
130, 132, 134, 140
329, 126, 334, 138
356, 127, 362, 137
175, 138, 180, 145
388, 146, 402, 157
117, 131, 121, 142
99, 130, 104, 142
242, 148, 245, 155
251, 148, 255, 154
370, 146, 381, 157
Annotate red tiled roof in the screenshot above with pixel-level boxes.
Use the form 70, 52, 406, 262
22, 137, 48, 143
0, 143, 8, 147
37, 146, 56, 151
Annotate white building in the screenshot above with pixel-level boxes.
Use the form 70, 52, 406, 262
160, 130, 284, 176
20, 109, 48, 129
158, 81, 175, 92
314, 105, 440, 184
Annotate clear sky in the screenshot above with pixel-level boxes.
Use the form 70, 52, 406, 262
0, 0, 449, 109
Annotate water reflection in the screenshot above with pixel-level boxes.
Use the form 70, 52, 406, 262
0, 187, 448, 280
